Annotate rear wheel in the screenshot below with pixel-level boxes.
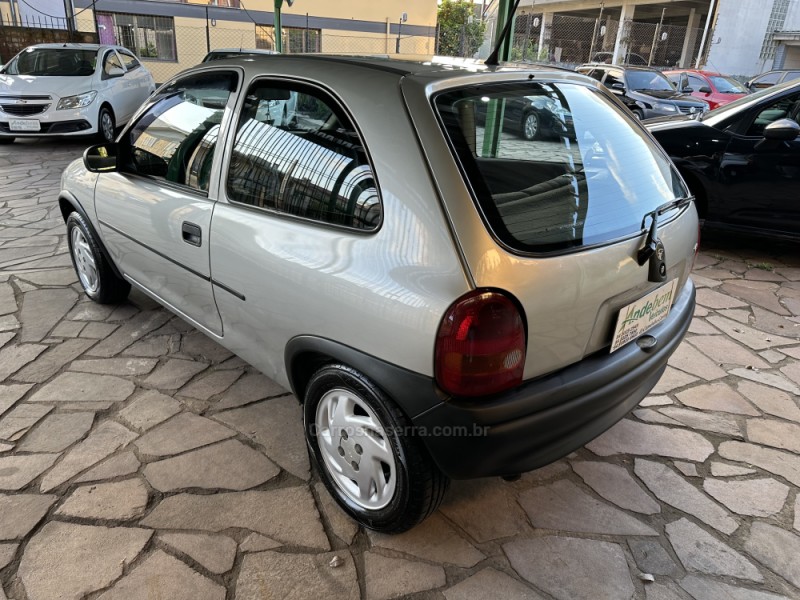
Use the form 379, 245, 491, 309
0, 137, 14, 144
66, 212, 130, 304
304, 364, 449, 533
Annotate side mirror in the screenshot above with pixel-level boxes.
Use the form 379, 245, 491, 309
699, 86, 712, 94
611, 82, 625, 90
763, 118, 800, 141
107, 66, 125, 78
83, 143, 118, 173
681, 87, 694, 93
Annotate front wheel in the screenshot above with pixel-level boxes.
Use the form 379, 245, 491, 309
522, 111, 541, 140
66, 212, 130, 304
97, 106, 116, 143
304, 364, 449, 533
632, 109, 644, 120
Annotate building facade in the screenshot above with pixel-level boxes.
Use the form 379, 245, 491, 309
486, 0, 800, 77
1, 0, 438, 80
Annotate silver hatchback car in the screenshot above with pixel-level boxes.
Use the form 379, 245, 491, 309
59, 55, 698, 532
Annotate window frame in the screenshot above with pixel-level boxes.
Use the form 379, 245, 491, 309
117, 68, 242, 198
219, 75, 383, 234
101, 49, 123, 79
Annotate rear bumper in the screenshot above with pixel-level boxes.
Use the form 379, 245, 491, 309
412, 278, 695, 479
286, 279, 695, 480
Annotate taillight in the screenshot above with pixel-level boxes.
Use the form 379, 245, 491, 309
435, 290, 526, 397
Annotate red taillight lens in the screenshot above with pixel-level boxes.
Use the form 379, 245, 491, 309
435, 290, 526, 397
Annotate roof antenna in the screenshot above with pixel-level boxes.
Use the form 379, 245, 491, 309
485, 0, 522, 67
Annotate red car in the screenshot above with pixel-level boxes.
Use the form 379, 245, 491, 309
663, 69, 749, 110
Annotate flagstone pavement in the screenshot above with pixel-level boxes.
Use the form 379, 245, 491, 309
1, 139, 800, 600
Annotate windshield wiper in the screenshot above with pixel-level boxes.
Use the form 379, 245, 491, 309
637, 197, 693, 281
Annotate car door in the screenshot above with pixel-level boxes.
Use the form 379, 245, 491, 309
99, 50, 131, 121
117, 49, 154, 109
209, 78, 383, 378
95, 70, 239, 336
716, 89, 800, 234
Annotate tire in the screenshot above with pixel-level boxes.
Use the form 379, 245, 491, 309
66, 212, 130, 304
97, 106, 116, 143
304, 364, 449, 533
521, 111, 541, 140
632, 109, 644, 120
0, 137, 14, 144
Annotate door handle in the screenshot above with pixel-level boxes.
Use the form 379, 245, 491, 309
182, 222, 202, 247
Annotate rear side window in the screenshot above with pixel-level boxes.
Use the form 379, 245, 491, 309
433, 81, 687, 253
226, 80, 381, 230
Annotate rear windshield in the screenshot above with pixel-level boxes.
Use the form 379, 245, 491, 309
433, 81, 687, 253
5, 48, 97, 76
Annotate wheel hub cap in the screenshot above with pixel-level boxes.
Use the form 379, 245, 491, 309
71, 228, 99, 293
315, 388, 397, 510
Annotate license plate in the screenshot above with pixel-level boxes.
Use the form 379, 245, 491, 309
9, 119, 41, 132
610, 279, 678, 353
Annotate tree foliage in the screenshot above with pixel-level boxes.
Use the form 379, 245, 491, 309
437, 0, 486, 57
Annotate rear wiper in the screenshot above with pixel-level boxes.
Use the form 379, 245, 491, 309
637, 197, 693, 281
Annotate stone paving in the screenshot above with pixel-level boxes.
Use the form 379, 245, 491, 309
1, 138, 800, 600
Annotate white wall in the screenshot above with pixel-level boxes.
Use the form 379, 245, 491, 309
706, 0, 796, 77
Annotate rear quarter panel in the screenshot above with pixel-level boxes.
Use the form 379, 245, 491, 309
209, 60, 472, 386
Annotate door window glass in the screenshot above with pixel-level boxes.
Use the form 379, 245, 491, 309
226, 81, 381, 230
118, 50, 141, 71
103, 51, 123, 76
753, 72, 782, 87
745, 91, 800, 136
124, 71, 236, 192
603, 70, 624, 88
785, 72, 800, 83
687, 74, 706, 90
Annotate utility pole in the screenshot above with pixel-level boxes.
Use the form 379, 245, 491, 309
274, 0, 293, 53
205, 6, 211, 54
648, 7, 666, 66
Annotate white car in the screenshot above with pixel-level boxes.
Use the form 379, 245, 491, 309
0, 43, 155, 144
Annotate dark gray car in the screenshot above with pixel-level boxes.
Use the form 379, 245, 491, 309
578, 64, 709, 118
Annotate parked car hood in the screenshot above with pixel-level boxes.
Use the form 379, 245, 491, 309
642, 114, 704, 131
632, 89, 700, 103
0, 74, 94, 98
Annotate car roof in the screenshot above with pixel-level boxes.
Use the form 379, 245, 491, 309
22, 43, 128, 53
185, 54, 589, 84
663, 69, 722, 77
578, 63, 659, 71
207, 48, 279, 54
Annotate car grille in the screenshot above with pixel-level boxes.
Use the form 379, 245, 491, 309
0, 103, 50, 116
677, 105, 703, 115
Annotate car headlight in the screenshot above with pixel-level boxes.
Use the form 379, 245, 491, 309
653, 102, 678, 113
57, 91, 97, 110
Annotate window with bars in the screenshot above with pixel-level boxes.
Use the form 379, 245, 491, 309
256, 25, 321, 53
97, 12, 177, 62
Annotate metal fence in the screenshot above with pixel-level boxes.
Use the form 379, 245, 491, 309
501, 12, 708, 70
0, 14, 98, 63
